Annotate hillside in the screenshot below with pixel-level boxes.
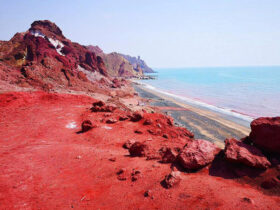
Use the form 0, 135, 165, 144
87, 45, 142, 77
120, 54, 155, 73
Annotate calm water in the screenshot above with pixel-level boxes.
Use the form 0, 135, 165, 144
140, 66, 280, 119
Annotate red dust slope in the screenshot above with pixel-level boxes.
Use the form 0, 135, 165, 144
0, 91, 279, 209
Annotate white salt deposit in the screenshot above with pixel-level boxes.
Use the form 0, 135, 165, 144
30, 30, 45, 38
66, 121, 77, 129
48, 38, 65, 56
77, 65, 109, 83
30, 30, 65, 56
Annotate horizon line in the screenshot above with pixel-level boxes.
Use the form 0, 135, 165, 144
151, 65, 280, 69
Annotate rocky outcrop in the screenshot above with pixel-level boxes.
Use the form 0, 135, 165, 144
0, 20, 118, 93
87, 46, 142, 77
249, 117, 280, 153
119, 54, 154, 73
224, 138, 271, 169
177, 139, 220, 170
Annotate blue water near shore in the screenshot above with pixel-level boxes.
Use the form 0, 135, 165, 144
140, 66, 280, 120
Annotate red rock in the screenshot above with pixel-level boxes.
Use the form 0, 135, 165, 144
91, 101, 116, 112
129, 142, 149, 157
81, 120, 93, 132
131, 169, 141, 182
123, 139, 136, 149
163, 171, 181, 188
92, 100, 105, 107
144, 190, 153, 198
143, 119, 153, 125
249, 117, 280, 153
261, 178, 279, 189
109, 157, 116, 162
119, 115, 129, 121
130, 111, 144, 122
106, 118, 118, 124
111, 78, 122, 88
160, 147, 177, 163
177, 139, 220, 170
134, 130, 143, 134
162, 134, 169, 139
224, 138, 271, 169
241, 197, 254, 204
116, 168, 128, 181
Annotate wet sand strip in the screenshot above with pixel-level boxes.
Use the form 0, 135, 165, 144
133, 84, 251, 147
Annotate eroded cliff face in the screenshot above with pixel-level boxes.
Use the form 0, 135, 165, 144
87, 45, 143, 77
119, 54, 154, 73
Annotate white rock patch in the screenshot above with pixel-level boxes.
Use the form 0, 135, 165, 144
48, 38, 65, 56
30, 30, 45, 38
102, 126, 112, 130
66, 121, 77, 129
77, 65, 109, 83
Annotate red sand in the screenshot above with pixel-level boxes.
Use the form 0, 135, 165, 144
0, 92, 279, 209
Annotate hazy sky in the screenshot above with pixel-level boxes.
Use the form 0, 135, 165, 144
0, 0, 280, 68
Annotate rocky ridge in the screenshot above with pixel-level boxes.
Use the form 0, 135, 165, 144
87, 45, 145, 77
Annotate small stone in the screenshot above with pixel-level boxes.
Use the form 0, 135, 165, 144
116, 168, 127, 181
242, 197, 254, 204
106, 118, 117, 124
144, 190, 153, 199
131, 169, 141, 182
162, 134, 169, 139
134, 130, 143, 134
109, 157, 116, 162
81, 120, 93, 132
123, 139, 136, 149
163, 171, 181, 189
143, 119, 153, 125
119, 115, 129, 121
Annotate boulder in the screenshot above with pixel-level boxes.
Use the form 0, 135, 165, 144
130, 111, 144, 122
129, 142, 149, 157
91, 100, 116, 112
163, 171, 181, 188
249, 117, 280, 153
177, 139, 220, 170
261, 178, 279, 189
224, 138, 271, 169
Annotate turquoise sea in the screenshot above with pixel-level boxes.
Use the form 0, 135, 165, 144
140, 66, 280, 120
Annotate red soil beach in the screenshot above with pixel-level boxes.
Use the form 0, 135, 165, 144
0, 91, 279, 209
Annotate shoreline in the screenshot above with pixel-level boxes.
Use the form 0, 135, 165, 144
133, 82, 251, 147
